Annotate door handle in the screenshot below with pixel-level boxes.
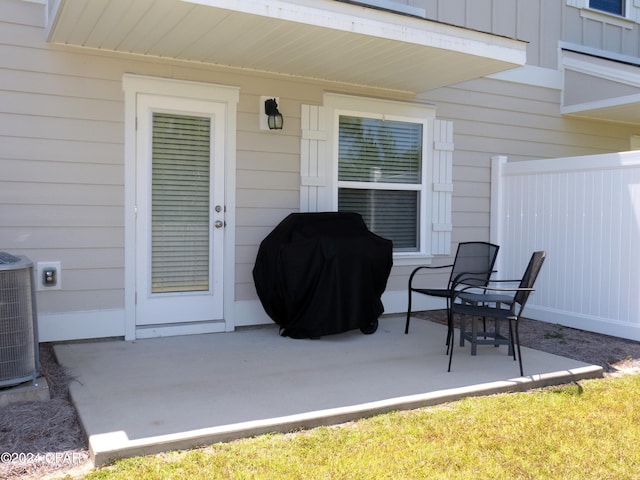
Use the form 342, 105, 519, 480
214, 220, 224, 229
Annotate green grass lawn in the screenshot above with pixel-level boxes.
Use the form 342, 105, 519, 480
83, 374, 640, 480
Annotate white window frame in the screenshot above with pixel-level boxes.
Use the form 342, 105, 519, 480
567, 0, 638, 26
350, 0, 426, 17
323, 93, 436, 264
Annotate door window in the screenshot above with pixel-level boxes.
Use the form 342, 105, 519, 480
151, 113, 211, 293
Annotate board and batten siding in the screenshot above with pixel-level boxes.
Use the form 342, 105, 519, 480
411, 0, 640, 67
491, 153, 640, 341
408, 0, 564, 69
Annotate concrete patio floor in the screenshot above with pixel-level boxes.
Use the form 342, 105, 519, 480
54, 315, 603, 466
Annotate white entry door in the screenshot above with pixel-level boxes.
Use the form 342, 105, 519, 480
135, 94, 225, 328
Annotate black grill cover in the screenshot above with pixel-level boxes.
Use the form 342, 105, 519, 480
253, 212, 393, 338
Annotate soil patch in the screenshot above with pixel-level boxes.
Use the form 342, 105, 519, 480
414, 310, 640, 375
0, 346, 91, 480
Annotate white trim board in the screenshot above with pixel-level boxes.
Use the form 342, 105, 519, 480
37, 310, 125, 342
36, 292, 437, 341
487, 65, 563, 90
234, 292, 445, 329
122, 74, 239, 340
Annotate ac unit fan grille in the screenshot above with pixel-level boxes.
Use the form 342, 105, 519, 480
0, 264, 38, 387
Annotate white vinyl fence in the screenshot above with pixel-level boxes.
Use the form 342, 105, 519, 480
490, 152, 640, 341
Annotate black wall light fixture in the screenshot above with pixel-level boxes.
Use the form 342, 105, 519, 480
264, 98, 283, 130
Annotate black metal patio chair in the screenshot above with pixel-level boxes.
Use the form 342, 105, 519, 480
448, 250, 546, 376
405, 242, 499, 352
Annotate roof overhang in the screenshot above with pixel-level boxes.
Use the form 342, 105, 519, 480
45, 0, 526, 94
561, 47, 640, 126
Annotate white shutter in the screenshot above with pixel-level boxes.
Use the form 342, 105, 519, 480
432, 119, 453, 255
300, 104, 328, 212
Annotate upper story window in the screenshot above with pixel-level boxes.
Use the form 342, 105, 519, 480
590, 0, 624, 16
567, 0, 636, 27
338, 1, 426, 17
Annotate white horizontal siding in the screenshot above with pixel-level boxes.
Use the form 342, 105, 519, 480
1, 1, 126, 323
1, 112, 123, 143
235, 170, 299, 190
0, 68, 123, 101
40, 290, 124, 313
2, 227, 123, 249
0, 182, 124, 205
2, 159, 122, 184
3, 0, 640, 339
0, 90, 123, 122
235, 189, 299, 209
22, 247, 124, 270
427, 79, 635, 157
417, 77, 638, 253
0, 205, 122, 227
235, 91, 307, 301
2, 137, 123, 164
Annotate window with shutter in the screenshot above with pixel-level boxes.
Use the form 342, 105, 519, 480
300, 94, 452, 261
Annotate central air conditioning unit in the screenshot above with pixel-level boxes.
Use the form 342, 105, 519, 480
0, 252, 39, 388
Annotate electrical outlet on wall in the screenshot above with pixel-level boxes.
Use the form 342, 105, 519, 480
36, 261, 62, 291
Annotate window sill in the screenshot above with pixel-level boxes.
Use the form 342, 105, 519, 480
580, 8, 635, 28
392, 254, 434, 267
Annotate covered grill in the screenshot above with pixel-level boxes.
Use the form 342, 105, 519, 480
253, 212, 393, 338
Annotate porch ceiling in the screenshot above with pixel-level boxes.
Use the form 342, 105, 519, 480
46, 0, 526, 94
563, 96, 640, 126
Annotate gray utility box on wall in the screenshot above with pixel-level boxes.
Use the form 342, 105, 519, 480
0, 252, 39, 387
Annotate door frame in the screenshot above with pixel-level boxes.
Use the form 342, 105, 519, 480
123, 74, 239, 340
135, 95, 225, 328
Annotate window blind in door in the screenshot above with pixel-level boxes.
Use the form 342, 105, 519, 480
151, 113, 211, 293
